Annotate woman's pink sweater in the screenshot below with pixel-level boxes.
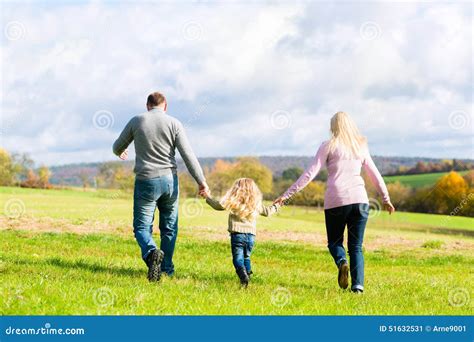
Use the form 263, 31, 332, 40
282, 141, 390, 209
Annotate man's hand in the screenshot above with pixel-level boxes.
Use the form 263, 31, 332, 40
198, 182, 210, 198
119, 149, 128, 160
384, 201, 395, 215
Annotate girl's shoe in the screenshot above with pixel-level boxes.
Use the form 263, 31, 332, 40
236, 267, 249, 287
338, 261, 349, 289
352, 289, 363, 294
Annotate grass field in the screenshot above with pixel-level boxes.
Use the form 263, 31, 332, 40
1, 186, 473, 315
383, 171, 469, 188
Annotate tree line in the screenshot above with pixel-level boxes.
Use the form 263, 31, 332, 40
1, 148, 472, 217
0, 148, 52, 188
387, 159, 473, 176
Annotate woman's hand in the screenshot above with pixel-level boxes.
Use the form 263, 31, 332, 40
384, 201, 395, 215
273, 196, 286, 207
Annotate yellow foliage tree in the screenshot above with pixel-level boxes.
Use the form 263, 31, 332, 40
38, 166, 52, 188
292, 181, 325, 207
229, 157, 273, 194
386, 181, 411, 207
430, 171, 468, 214
0, 148, 16, 186
114, 167, 134, 191
462, 170, 474, 188
179, 172, 197, 197
207, 157, 273, 196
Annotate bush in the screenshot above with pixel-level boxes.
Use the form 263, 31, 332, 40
386, 181, 411, 208
422, 240, 444, 249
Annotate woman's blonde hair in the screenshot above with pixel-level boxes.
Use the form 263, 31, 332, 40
327, 111, 367, 159
220, 178, 263, 221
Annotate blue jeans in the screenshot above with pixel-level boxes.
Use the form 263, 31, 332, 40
133, 173, 179, 275
324, 203, 369, 291
230, 233, 255, 273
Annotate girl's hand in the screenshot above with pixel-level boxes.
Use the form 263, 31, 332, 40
384, 201, 395, 215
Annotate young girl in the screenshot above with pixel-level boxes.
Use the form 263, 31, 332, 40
203, 178, 279, 286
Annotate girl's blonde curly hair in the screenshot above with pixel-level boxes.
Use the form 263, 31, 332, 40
220, 178, 263, 221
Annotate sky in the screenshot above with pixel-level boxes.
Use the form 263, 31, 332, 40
1, 0, 473, 166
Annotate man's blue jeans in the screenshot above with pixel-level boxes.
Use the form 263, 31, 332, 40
324, 203, 369, 291
133, 173, 179, 275
230, 233, 255, 273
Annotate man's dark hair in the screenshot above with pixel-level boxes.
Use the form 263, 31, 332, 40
147, 92, 166, 107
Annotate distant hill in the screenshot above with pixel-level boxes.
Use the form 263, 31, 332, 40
48, 156, 473, 187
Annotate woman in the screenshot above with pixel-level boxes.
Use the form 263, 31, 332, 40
274, 111, 395, 293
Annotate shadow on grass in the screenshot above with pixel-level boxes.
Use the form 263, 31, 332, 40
48, 257, 145, 278
5, 256, 324, 289
7, 256, 144, 278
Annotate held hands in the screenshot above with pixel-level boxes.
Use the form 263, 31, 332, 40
384, 201, 395, 215
198, 182, 211, 198
119, 149, 128, 160
273, 196, 286, 207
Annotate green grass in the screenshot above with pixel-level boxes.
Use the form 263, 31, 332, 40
1, 186, 473, 315
421, 240, 444, 249
383, 171, 469, 188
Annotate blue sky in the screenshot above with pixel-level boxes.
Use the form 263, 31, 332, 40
1, 0, 472, 166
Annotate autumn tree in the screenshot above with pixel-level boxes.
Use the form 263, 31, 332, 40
207, 158, 273, 196
79, 171, 90, 190
96, 162, 123, 188
230, 157, 273, 194
0, 148, 18, 186
11, 152, 34, 180
114, 167, 134, 191
462, 170, 474, 188
38, 166, 52, 189
179, 172, 197, 197
207, 159, 235, 195
386, 181, 411, 208
21, 169, 40, 188
430, 171, 468, 214
292, 181, 325, 207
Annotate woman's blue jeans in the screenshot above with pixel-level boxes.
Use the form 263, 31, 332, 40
324, 203, 369, 291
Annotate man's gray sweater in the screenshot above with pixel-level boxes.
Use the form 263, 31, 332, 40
112, 107, 205, 185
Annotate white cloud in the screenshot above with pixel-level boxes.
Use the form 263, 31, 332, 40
1, 1, 472, 165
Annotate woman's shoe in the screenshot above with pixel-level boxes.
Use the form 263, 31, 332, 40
338, 261, 349, 289
352, 289, 364, 294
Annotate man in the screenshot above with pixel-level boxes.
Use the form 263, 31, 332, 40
113, 92, 209, 281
